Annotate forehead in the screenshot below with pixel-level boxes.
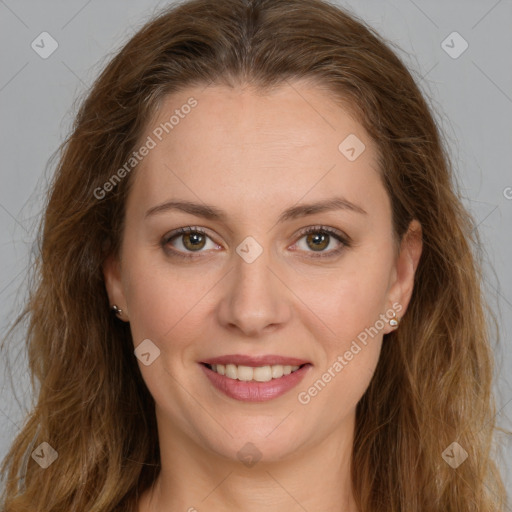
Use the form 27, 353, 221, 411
127, 81, 385, 218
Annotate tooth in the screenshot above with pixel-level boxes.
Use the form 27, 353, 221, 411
253, 365, 272, 382
271, 365, 284, 378
225, 364, 238, 379
210, 363, 303, 380
237, 365, 254, 381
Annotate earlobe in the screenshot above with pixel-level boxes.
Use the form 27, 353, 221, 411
102, 254, 129, 321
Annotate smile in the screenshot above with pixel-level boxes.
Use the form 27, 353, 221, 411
199, 362, 313, 402
205, 363, 302, 382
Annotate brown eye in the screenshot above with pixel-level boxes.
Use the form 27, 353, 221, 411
305, 232, 330, 251
162, 227, 219, 257
181, 231, 207, 251
294, 226, 350, 259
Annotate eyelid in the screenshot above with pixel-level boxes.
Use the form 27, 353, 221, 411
294, 224, 351, 243
163, 225, 211, 241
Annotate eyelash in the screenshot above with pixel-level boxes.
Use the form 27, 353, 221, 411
161, 225, 351, 260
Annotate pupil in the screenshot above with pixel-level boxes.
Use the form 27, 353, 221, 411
190, 233, 201, 244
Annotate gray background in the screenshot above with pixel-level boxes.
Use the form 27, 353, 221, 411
0, 0, 510, 504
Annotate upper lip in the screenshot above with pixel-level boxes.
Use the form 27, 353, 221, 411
200, 354, 311, 367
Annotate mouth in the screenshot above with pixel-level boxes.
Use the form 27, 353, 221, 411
201, 362, 309, 382
199, 359, 313, 402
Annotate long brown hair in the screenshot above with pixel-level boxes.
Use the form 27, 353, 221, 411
0, 0, 507, 510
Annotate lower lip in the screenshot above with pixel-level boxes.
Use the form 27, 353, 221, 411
200, 363, 312, 402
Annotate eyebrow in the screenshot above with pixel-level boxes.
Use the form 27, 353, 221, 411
145, 196, 367, 223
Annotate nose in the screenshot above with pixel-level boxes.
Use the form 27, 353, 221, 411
216, 247, 292, 337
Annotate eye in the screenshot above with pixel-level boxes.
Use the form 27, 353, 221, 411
161, 226, 220, 258
161, 225, 351, 260
292, 225, 351, 258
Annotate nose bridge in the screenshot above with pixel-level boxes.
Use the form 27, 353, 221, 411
217, 240, 290, 335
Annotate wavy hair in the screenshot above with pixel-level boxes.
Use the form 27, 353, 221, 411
0, 0, 507, 510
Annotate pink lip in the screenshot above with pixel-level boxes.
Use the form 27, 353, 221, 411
199, 362, 313, 402
200, 354, 311, 367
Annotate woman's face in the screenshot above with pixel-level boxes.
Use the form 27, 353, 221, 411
104, 80, 421, 462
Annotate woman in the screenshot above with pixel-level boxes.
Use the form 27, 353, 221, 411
0, 0, 507, 510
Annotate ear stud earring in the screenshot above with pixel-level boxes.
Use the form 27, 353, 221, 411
111, 304, 123, 316
389, 312, 400, 328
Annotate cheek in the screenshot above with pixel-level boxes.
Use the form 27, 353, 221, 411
314, 275, 385, 383
311, 339, 382, 423
296, 272, 386, 429
121, 253, 212, 404
303, 251, 393, 412
121, 248, 211, 346
310, 256, 393, 341
295, 250, 391, 404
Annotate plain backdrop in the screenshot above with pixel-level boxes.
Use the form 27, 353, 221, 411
0, 0, 511, 504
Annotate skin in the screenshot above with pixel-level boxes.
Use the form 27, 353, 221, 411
103, 80, 423, 512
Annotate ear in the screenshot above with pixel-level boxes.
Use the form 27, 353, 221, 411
385, 219, 423, 327
103, 253, 129, 322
